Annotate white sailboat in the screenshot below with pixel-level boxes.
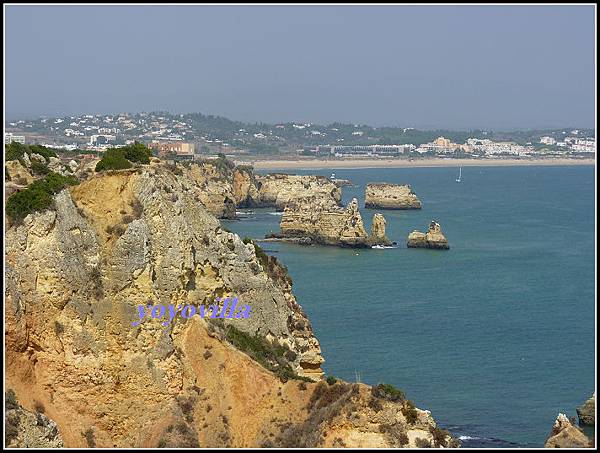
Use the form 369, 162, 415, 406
456, 166, 462, 183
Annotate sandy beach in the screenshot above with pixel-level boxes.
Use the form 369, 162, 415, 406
236, 157, 595, 170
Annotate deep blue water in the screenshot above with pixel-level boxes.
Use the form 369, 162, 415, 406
223, 165, 596, 448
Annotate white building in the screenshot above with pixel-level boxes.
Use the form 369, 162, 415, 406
89, 134, 116, 145
539, 136, 556, 146
4, 132, 26, 144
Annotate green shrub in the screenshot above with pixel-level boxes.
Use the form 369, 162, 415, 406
30, 160, 50, 176
95, 148, 132, 172
224, 325, 310, 383
325, 375, 337, 386
27, 144, 58, 160
371, 383, 406, 402
122, 142, 152, 164
5, 142, 28, 161
6, 171, 79, 223
5, 142, 57, 162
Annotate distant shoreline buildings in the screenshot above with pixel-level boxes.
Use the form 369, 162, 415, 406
5, 112, 596, 159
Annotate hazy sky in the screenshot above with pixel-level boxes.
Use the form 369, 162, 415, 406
4, 5, 596, 129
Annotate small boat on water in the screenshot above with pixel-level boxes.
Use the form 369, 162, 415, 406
456, 166, 462, 183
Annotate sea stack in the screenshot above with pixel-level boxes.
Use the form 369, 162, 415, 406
544, 413, 592, 448
407, 221, 449, 250
365, 183, 422, 209
577, 393, 595, 426
368, 213, 392, 246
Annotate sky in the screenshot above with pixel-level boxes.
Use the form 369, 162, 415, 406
4, 5, 596, 130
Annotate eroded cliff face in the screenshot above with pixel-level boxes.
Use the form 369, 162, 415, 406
365, 183, 422, 210
277, 197, 390, 248
183, 161, 238, 219
5, 164, 454, 448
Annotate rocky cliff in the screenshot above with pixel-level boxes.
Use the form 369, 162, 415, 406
5, 151, 75, 199
365, 183, 422, 210
577, 393, 595, 426
274, 197, 391, 248
407, 221, 449, 250
176, 160, 340, 218
544, 413, 592, 448
5, 163, 454, 448
182, 161, 239, 219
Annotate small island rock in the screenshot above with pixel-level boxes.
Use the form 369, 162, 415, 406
407, 221, 449, 250
365, 183, 422, 209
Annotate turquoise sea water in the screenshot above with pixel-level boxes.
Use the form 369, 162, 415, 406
223, 165, 596, 447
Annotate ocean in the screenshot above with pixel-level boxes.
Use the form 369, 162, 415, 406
223, 164, 596, 448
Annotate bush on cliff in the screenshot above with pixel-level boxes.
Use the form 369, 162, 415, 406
30, 160, 50, 176
224, 324, 309, 383
402, 400, 419, 424
371, 383, 406, 403
121, 142, 152, 164
95, 142, 152, 172
95, 148, 132, 172
5, 142, 57, 162
6, 171, 79, 223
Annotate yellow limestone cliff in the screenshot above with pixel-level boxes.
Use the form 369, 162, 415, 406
5, 164, 455, 448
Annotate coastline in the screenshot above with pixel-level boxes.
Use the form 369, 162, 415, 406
236, 157, 596, 170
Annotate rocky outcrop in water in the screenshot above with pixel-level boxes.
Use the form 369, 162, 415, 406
577, 393, 595, 426
275, 197, 391, 248
255, 173, 341, 210
365, 183, 422, 210
407, 221, 449, 250
4, 162, 455, 448
369, 213, 392, 246
544, 413, 592, 448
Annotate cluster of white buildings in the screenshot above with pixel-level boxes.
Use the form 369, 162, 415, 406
539, 135, 595, 153
308, 134, 596, 159
413, 137, 532, 156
